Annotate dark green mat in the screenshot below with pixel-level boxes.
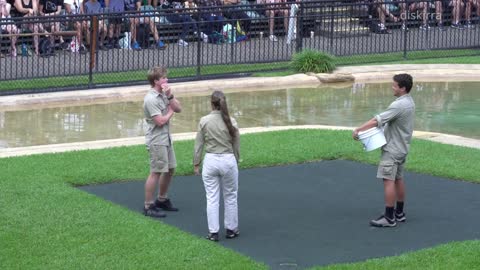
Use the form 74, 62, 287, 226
79, 160, 480, 269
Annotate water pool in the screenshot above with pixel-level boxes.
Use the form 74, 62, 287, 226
0, 81, 478, 148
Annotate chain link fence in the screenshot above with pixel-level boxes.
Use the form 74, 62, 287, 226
1, 0, 479, 94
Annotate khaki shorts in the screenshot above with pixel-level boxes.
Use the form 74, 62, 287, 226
147, 144, 177, 173
377, 151, 406, 181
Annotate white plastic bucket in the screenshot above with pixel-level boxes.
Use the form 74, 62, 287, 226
358, 127, 386, 151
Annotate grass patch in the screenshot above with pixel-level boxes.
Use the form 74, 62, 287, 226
1, 49, 479, 92
291, 50, 336, 73
1, 129, 478, 269
255, 53, 480, 77
335, 49, 480, 66
0, 62, 290, 92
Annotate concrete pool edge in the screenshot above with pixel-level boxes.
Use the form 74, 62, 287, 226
0, 125, 478, 158
1, 64, 480, 110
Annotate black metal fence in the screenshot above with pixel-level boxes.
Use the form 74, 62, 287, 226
1, 0, 479, 94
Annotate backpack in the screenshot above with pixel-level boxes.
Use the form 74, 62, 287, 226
136, 24, 151, 49
208, 31, 225, 44
39, 37, 54, 56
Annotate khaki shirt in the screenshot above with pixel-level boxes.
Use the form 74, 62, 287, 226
223, 0, 240, 5
194, 111, 240, 165
375, 94, 415, 156
143, 89, 171, 146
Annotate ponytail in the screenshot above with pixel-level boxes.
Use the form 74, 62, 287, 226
211, 91, 237, 138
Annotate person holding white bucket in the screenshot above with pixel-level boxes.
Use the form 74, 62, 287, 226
352, 74, 415, 228
194, 90, 240, 242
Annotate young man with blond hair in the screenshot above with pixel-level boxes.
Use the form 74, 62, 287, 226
143, 66, 182, 218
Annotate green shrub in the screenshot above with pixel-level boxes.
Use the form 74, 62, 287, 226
291, 49, 336, 73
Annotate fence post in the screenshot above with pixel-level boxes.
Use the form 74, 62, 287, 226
295, 2, 303, 53
230, 19, 235, 65
196, 20, 202, 79
403, 0, 408, 60
88, 15, 98, 88
329, 3, 334, 54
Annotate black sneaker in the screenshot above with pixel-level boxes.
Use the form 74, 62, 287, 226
154, 198, 179, 211
437, 23, 446, 31
370, 215, 397, 227
206, 232, 219, 242
98, 44, 108, 51
143, 204, 166, 218
451, 23, 464, 29
226, 229, 240, 239
79, 45, 87, 54
395, 212, 406, 222
60, 41, 70, 50
113, 39, 121, 49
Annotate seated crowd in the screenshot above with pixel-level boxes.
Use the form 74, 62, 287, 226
0, 0, 298, 57
373, 0, 480, 33
1, 0, 479, 57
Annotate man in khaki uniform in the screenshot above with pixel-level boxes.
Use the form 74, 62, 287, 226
353, 73, 415, 227
143, 66, 182, 218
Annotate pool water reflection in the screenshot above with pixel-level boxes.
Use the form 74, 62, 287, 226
0, 81, 478, 148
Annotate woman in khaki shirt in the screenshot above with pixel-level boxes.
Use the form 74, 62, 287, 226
194, 90, 240, 242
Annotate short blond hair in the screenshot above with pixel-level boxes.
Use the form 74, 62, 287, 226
147, 66, 168, 87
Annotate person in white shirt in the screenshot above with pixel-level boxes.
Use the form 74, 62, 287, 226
64, 0, 87, 53
0, 0, 19, 56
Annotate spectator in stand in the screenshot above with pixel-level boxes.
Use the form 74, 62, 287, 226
432, 0, 446, 30
105, 0, 160, 49
64, 0, 87, 53
139, 2, 167, 49
434, 0, 474, 30
147, 0, 157, 7
183, 0, 208, 43
373, 0, 400, 33
256, 0, 289, 42
159, 0, 198, 46
10, 0, 46, 55
223, 0, 251, 36
123, 0, 142, 49
1, 0, 20, 56
447, 0, 465, 28
82, 0, 108, 50
464, 0, 479, 28
39, 0, 69, 49
183, 0, 197, 17
197, 0, 224, 36
398, 0, 429, 31
104, 0, 124, 48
